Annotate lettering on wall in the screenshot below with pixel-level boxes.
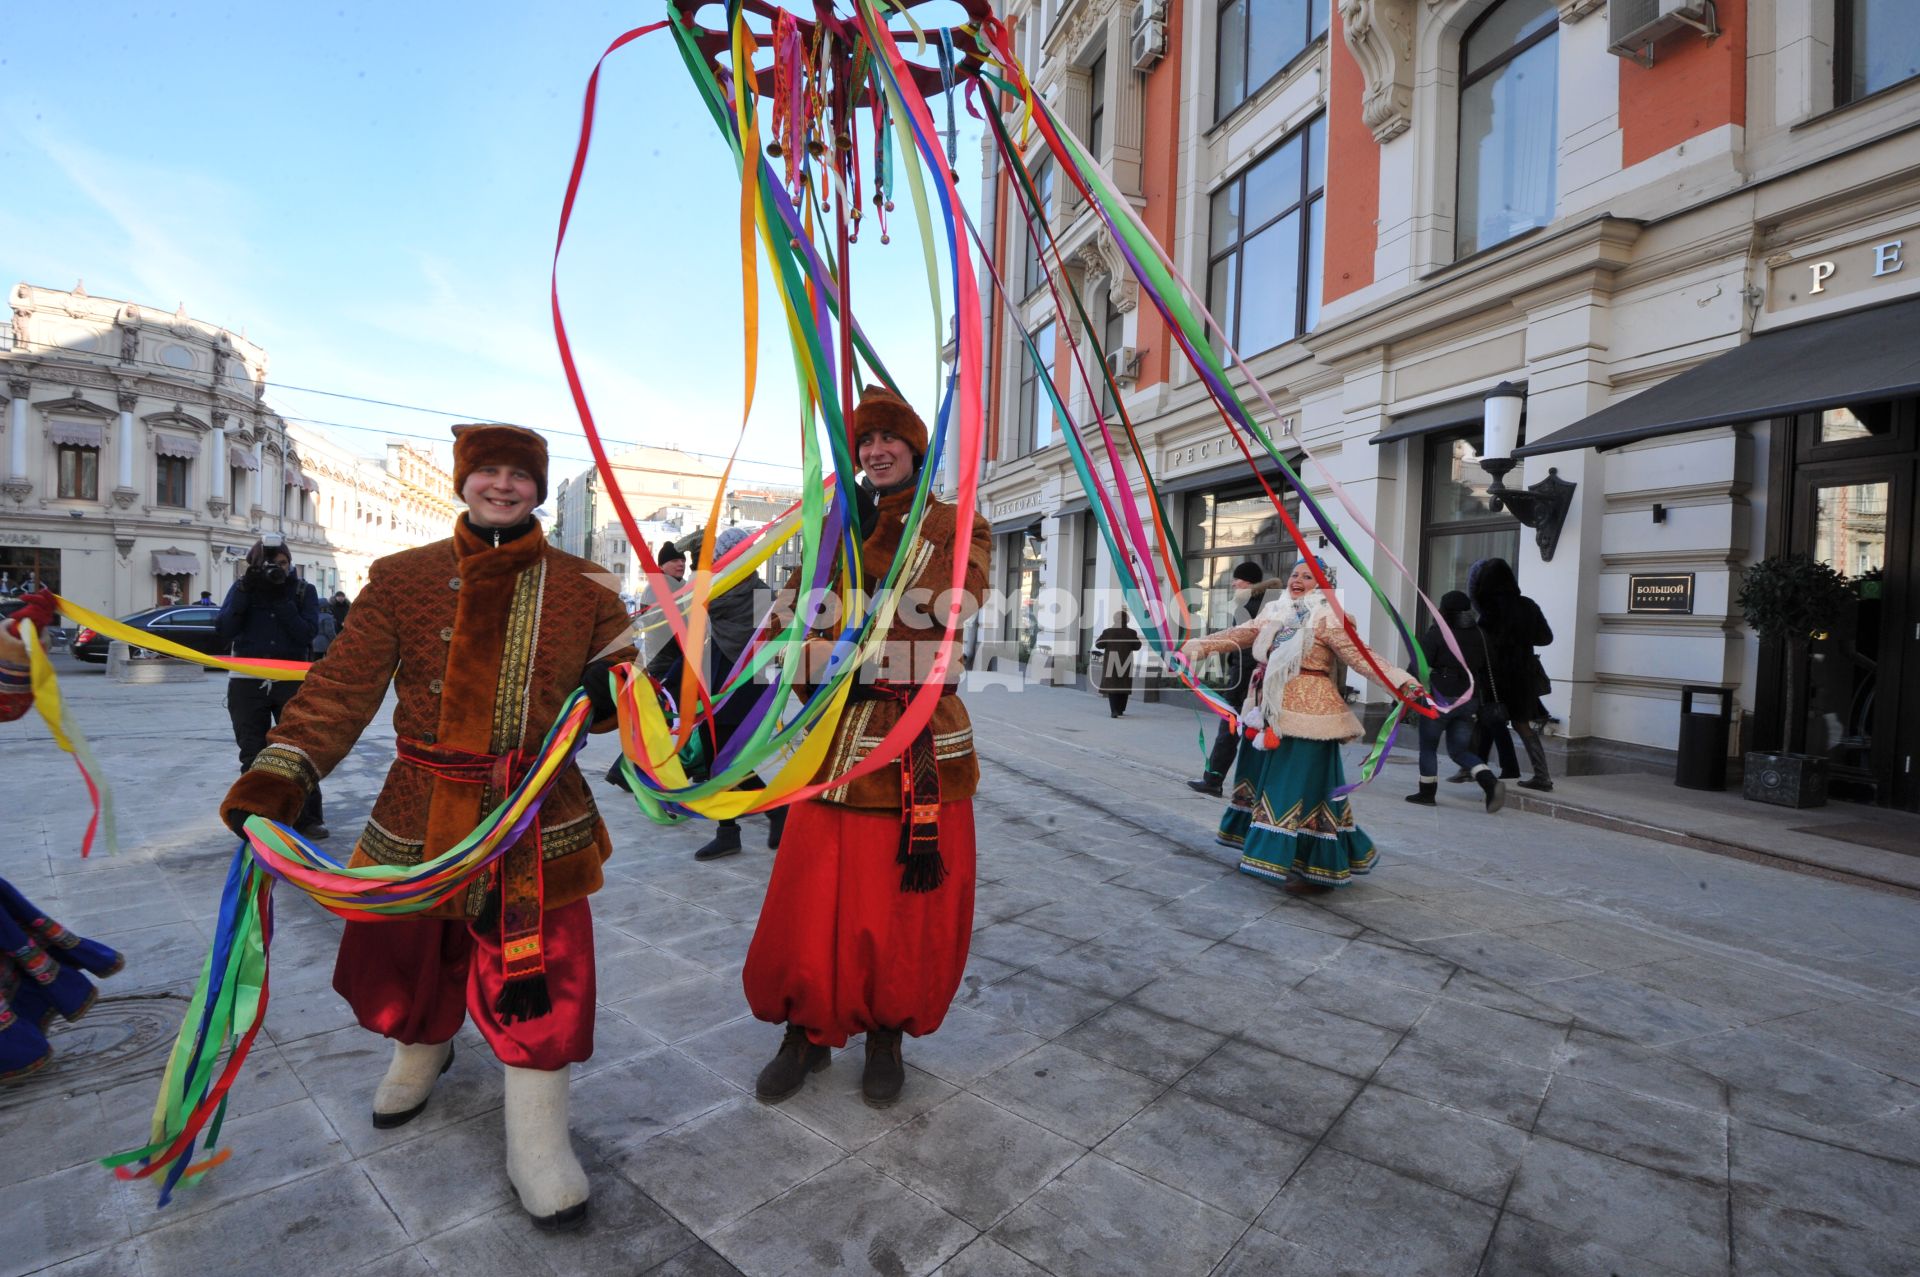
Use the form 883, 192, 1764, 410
1769, 227, 1912, 312
1628, 572, 1695, 615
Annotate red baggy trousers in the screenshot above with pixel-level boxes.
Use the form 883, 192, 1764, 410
742, 798, 976, 1048
332, 897, 596, 1070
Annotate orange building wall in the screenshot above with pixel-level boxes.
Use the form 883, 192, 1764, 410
1321, 3, 1380, 306
1618, 0, 1747, 167
1136, 0, 1184, 388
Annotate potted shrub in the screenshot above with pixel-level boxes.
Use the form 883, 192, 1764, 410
1735, 554, 1854, 808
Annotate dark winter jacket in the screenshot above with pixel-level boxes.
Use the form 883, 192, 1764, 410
215, 577, 321, 660
1419, 591, 1494, 704
1468, 558, 1551, 717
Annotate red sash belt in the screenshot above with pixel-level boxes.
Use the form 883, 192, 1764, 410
395, 735, 551, 1022
847, 683, 949, 893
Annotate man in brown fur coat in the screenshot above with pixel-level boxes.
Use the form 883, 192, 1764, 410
220, 423, 632, 1229
742, 385, 991, 1109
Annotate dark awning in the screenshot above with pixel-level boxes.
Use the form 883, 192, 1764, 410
1517, 297, 1920, 457
1370, 389, 1509, 446
989, 512, 1045, 535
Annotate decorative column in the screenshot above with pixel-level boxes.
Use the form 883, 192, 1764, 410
252, 438, 267, 521
209, 411, 229, 517
115, 391, 137, 489
6, 377, 28, 480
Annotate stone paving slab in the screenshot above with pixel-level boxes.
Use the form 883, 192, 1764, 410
4, 664, 1920, 1275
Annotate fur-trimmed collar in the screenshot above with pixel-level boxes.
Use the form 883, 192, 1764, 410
454, 514, 547, 580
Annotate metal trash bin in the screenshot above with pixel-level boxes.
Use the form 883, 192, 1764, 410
1676, 685, 1732, 791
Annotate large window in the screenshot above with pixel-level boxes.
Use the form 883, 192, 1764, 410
1420, 426, 1519, 600
1456, 0, 1558, 259
1207, 114, 1325, 356
157, 455, 190, 507
1836, 0, 1920, 105
1216, 0, 1329, 121
1022, 158, 1056, 297
1182, 482, 1299, 628
57, 445, 99, 501
0, 548, 61, 596
1016, 320, 1057, 455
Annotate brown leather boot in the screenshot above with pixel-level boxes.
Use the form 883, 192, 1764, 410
862, 1028, 905, 1108
754, 1024, 830, 1102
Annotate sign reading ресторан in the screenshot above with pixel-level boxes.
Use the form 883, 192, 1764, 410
1628, 572, 1695, 614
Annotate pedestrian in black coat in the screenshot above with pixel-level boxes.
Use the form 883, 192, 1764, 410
1467, 557, 1555, 791
214, 540, 327, 836
1091, 612, 1144, 718
1184, 562, 1274, 796
1405, 591, 1505, 812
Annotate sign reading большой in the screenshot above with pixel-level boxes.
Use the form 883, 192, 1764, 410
1628, 572, 1695, 614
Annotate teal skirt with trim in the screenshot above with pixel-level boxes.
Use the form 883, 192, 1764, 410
1232, 738, 1376, 888
1215, 735, 1264, 849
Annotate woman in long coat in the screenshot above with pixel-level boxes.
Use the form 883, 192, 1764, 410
1182, 560, 1421, 894
1468, 557, 1554, 791
1091, 611, 1144, 718
742, 385, 990, 1108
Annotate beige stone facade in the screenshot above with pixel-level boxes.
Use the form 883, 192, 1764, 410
1, 282, 459, 616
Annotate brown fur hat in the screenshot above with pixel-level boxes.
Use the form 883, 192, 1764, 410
850, 384, 928, 460
452, 423, 549, 503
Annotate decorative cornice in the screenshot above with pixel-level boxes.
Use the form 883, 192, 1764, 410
142, 408, 212, 433
33, 393, 116, 420
1339, 0, 1415, 145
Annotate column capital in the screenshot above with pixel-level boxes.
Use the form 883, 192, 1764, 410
117, 390, 139, 413
7, 377, 30, 399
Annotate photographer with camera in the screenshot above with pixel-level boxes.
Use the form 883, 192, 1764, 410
216, 538, 326, 838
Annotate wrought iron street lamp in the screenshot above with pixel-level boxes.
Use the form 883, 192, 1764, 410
1480, 381, 1576, 562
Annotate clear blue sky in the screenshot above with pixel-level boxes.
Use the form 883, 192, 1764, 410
0, 3, 985, 488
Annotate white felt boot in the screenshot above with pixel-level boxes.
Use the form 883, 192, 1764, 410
504, 1065, 590, 1229
370, 1039, 455, 1129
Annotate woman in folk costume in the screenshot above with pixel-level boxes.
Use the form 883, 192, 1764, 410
219, 424, 634, 1229
0, 593, 126, 1083
743, 385, 990, 1107
1182, 559, 1422, 895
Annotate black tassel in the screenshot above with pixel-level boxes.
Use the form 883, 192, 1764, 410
494, 974, 552, 1024
897, 823, 947, 893
899, 850, 947, 893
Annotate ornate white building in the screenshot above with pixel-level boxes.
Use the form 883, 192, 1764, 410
1, 282, 458, 615
972, 0, 1920, 809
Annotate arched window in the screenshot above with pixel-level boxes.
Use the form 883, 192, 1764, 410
1456, 0, 1558, 258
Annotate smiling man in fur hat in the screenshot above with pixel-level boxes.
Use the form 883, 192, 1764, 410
219, 423, 634, 1229
741, 384, 991, 1107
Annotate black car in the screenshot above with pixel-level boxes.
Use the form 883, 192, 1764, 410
71, 605, 227, 663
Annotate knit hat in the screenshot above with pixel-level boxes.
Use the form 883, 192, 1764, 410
1231, 561, 1264, 585
711, 526, 753, 560
1440, 590, 1473, 617
452, 423, 549, 503
849, 384, 928, 460
657, 539, 686, 566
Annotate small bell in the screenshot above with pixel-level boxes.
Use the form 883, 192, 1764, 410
880, 233, 891, 245
807, 139, 827, 158
885, 200, 895, 212
766, 140, 784, 157
835, 131, 853, 150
